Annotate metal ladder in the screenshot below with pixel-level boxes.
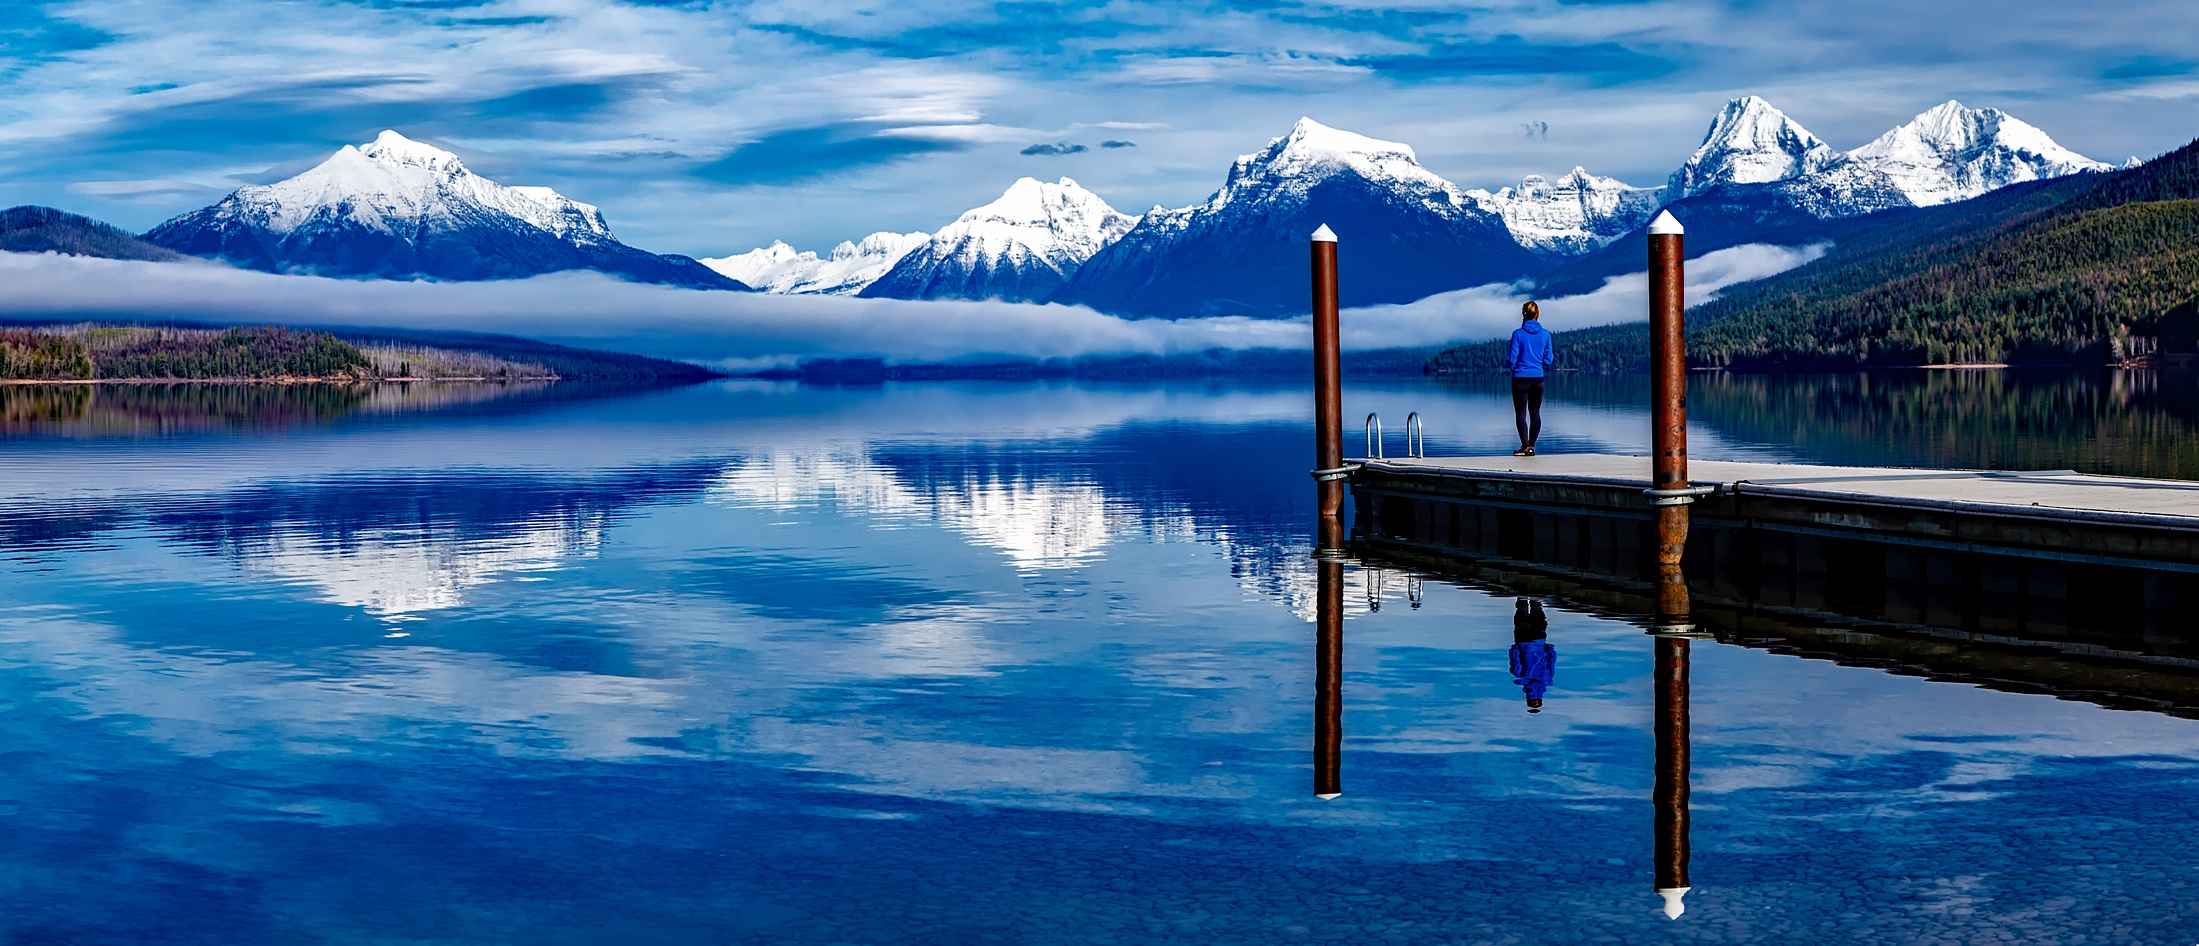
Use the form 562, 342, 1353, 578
1363, 412, 1426, 460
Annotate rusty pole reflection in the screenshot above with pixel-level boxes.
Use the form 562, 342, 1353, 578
1646, 211, 1695, 567
1314, 541, 1344, 799
1651, 562, 1705, 919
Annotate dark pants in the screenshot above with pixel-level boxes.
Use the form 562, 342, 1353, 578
1511, 377, 1545, 447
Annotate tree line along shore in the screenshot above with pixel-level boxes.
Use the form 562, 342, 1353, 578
0, 324, 719, 385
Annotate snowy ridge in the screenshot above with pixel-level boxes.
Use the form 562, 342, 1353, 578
1052, 116, 1536, 317
1466, 168, 1666, 253
1830, 100, 2112, 206
1669, 96, 1837, 198
224, 130, 616, 244
939, 176, 1136, 264
145, 130, 739, 288
1209, 117, 1461, 214
859, 178, 1135, 303
702, 230, 929, 295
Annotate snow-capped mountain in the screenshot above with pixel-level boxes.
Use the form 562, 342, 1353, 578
722, 98, 2115, 316
702, 230, 929, 295
1662, 96, 2111, 220
1828, 100, 2113, 207
1466, 168, 1666, 254
1054, 117, 1536, 317
145, 130, 742, 289
859, 177, 1134, 303
1669, 96, 1838, 199
1532, 96, 2116, 293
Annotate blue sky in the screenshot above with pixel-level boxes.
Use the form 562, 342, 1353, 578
4, 0, 2198, 257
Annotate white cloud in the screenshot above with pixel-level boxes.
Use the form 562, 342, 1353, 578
0, 242, 1822, 365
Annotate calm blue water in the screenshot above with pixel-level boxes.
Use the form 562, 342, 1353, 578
2, 376, 2196, 943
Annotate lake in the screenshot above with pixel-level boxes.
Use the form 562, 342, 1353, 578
2, 372, 2196, 943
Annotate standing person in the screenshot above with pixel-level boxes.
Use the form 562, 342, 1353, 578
1509, 599, 1556, 714
1507, 301, 1555, 456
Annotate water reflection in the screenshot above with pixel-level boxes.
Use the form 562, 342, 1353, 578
1509, 599, 1554, 714
1653, 631, 1695, 920
1650, 563, 1706, 921
1313, 551, 1343, 799
0, 380, 560, 436
2, 380, 2199, 943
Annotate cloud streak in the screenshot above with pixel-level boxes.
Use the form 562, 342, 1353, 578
0, 242, 1821, 367
1020, 142, 1089, 156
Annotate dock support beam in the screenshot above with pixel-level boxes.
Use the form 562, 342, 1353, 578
1647, 211, 1690, 567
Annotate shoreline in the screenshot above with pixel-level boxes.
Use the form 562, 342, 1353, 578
0, 375, 563, 386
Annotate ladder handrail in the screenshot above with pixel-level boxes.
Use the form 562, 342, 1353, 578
1404, 412, 1425, 458
1364, 412, 1384, 459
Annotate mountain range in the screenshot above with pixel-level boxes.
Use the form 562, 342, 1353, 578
1429, 134, 2199, 372
723, 97, 2114, 314
10, 97, 2121, 321
143, 131, 744, 289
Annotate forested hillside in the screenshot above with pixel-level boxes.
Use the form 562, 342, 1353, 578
0, 327, 373, 381
1, 206, 181, 261
0, 324, 721, 384
1429, 140, 2199, 373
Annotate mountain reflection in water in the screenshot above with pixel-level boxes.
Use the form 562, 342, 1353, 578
0, 376, 2195, 944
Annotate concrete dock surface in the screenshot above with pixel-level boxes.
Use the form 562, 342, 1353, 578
1357, 454, 2199, 530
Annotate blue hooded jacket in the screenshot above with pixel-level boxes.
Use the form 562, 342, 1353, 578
1509, 640, 1556, 701
1508, 321, 1555, 379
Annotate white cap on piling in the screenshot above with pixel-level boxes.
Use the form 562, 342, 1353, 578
1648, 210, 1684, 235
1311, 223, 1338, 242
1658, 886, 1691, 920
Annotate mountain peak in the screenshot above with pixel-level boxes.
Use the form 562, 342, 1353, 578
1839, 100, 2111, 206
859, 177, 1136, 303
1669, 95, 1835, 197
138, 128, 750, 288
959, 176, 1121, 229
1202, 116, 1447, 215
1725, 94, 1783, 116
358, 129, 464, 171
1272, 116, 1419, 165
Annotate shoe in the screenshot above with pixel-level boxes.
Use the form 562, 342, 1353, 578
1512, 447, 1529, 457
1523, 447, 1536, 456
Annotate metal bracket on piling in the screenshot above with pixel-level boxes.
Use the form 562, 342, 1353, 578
1644, 485, 1717, 507
1310, 465, 1356, 482
1647, 624, 1715, 640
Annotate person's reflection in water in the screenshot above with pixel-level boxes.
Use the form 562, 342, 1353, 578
1509, 599, 1555, 714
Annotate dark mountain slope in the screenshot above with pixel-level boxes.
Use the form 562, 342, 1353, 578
1, 206, 182, 262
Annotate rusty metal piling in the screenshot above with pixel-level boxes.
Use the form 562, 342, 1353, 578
1645, 211, 1700, 566
1310, 224, 1345, 539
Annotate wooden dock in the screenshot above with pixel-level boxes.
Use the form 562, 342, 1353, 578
1348, 453, 2199, 654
